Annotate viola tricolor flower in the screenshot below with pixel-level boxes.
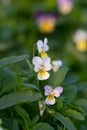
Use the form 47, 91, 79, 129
36, 37, 49, 58
73, 30, 87, 52
52, 60, 63, 72
32, 56, 52, 80
36, 12, 56, 33
44, 85, 63, 105
57, 0, 73, 15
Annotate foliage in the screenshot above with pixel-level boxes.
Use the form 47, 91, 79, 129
0, 49, 86, 130
0, 0, 87, 130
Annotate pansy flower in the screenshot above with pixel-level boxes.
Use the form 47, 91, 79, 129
32, 56, 52, 80
52, 60, 63, 72
36, 37, 49, 58
73, 29, 87, 52
44, 85, 63, 105
36, 12, 56, 33
57, 0, 73, 15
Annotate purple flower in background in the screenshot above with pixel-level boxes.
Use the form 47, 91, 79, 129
57, 0, 73, 14
36, 12, 57, 33
44, 85, 63, 105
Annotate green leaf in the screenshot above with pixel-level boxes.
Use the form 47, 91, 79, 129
76, 83, 87, 91
12, 119, 19, 130
64, 74, 78, 85
63, 86, 77, 104
0, 90, 42, 109
64, 109, 84, 120
0, 68, 17, 96
22, 83, 39, 91
69, 104, 86, 114
32, 123, 54, 130
32, 115, 40, 126
52, 112, 77, 130
56, 97, 64, 110
14, 106, 32, 129
49, 66, 69, 87
0, 55, 29, 67
75, 99, 87, 112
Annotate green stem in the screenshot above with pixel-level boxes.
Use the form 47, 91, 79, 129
26, 59, 33, 72
32, 44, 36, 58
63, 126, 66, 130
37, 79, 40, 89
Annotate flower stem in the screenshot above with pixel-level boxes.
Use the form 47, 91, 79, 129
26, 59, 33, 72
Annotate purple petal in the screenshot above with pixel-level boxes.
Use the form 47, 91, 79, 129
44, 85, 52, 96
53, 86, 63, 97
55, 86, 63, 93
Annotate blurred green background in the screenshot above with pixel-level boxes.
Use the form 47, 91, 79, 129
0, 0, 87, 82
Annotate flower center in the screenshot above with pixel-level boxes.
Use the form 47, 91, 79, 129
41, 51, 48, 58
48, 94, 54, 101
39, 69, 46, 76
39, 20, 55, 33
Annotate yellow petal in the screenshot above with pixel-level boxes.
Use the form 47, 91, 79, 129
48, 94, 54, 100
45, 94, 55, 105
39, 20, 55, 33
76, 40, 87, 51
41, 51, 48, 58
38, 69, 50, 80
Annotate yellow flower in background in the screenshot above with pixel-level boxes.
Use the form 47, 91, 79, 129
73, 30, 87, 52
36, 37, 49, 58
57, 0, 73, 15
32, 56, 52, 80
36, 12, 56, 33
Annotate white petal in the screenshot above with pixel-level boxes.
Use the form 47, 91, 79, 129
32, 56, 42, 66
43, 37, 49, 51
45, 96, 55, 105
44, 37, 48, 44
52, 60, 62, 72
37, 40, 43, 52
73, 30, 87, 43
52, 60, 62, 67
44, 85, 52, 96
38, 71, 50, 80
53, 87, 63, 97
43, 57, 52, 71
34, 65, 40, 72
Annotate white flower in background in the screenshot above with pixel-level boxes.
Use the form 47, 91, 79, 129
36, 38, 49, 58
57, 0, 73, 15
32, 56, 52, 80
52, 60, 63, 72
73, 30, 87, 51
44, 85, 63, 105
